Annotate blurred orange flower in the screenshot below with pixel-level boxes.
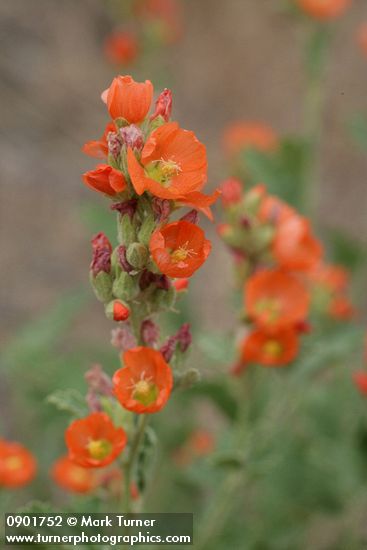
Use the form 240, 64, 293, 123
65, 412, 127, 468
245, 269, 310, 330
0, 440, 36, 488
353, 371, 367, 395
51, 455, 96, 494
241, 327, 299, 367
223, 122, 278, 156
103, 75, 153, 123
104, 31, 138, 66
150, 221, 211, 278
82, 164, 127, 197
113, 347, 173, 413
273, 214, 323, 272
220, 177, 243, 207
135, 0, 182, 43
297, 0, 351, 20
329, 295, 355, 320
82, 122, 115, 159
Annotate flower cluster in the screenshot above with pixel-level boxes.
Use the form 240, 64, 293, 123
219, 181, 354, 372
56, 75, 216, 502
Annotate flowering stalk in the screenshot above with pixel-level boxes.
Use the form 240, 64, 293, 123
62, 74, 218, 511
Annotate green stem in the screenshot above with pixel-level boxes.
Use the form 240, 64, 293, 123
302, 25, 331, 222
123, 414, 148, 513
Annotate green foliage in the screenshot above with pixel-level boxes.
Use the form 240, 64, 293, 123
241, 138, 310, 211
46, 388, 88, 419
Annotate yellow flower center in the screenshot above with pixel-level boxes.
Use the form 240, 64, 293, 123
170, 242, 197, 264
133, 379, 158, 406
263, 340, 283, 358
5, 456, 22, 471
146, 158, 181, 187
87, 439, 112, 460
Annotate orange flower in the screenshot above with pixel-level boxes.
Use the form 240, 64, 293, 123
127, 121, 208, 199
357, 23, 367, 58
220, 177, 243, 207
103, 75, 153, 123
135, 0, 182, 44
113, 347, 173, 413
82, 164, 127, 197
82, 122, 115, 159
0, 440, 36, 488
189, 430, 215, 456
272, 214, 323, 272
104, 31, 138, 65
309, 262, 349, 292
245, 269, 310, 330
149, 221, 211, 278
353, 371, 367, 395
51, 455, 96, 494
65, 412, 127, 468
241, 327, 299, 367
329, 295, 355, 320
297, 0, 351, 20
223, 122, 278, 156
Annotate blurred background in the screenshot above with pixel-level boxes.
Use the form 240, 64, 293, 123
1, 1, 367, 548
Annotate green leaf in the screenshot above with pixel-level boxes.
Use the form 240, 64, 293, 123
326, 228, 367, 272
46, 388, 88, 418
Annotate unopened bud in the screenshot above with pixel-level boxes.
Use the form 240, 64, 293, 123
220, 177, 243, 207
141, 319, 160, 346
152, 198, 171, 223
107, 131, 123, 159
176, 323, 192, 352
120, 124, 144, 152
90, 271, 113, 303
117, 213, 136, 246
126, 243, 149, 269
111, 199, 137, 219
111, 326, 136, 350
138, 213, 156, 246
150, 89, 172, 122
176, 368, 200, 389
105, 300, 130, 322
113, 271, 137, 300
180, 209, 198, 224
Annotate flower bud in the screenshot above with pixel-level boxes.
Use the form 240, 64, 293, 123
107, 131, 123, 159
117, 213, 136, 245
89, 271, 113, 303
113, 271, 137, 300
111, 326, 136, 351
175, 368, 201, 389
105, 300, 130, 322
111, 199, 137, 219
117, 245, 134, 273
180, 209, 198, 224
176, 323, 192, 352
126, 243, 149, 269
141, 319, 160, 346
220, 177, 242, 207
120, 124, 144, 152
150, 89, 172, 122
90, 232, 112, 277
152, 198, 171, 223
